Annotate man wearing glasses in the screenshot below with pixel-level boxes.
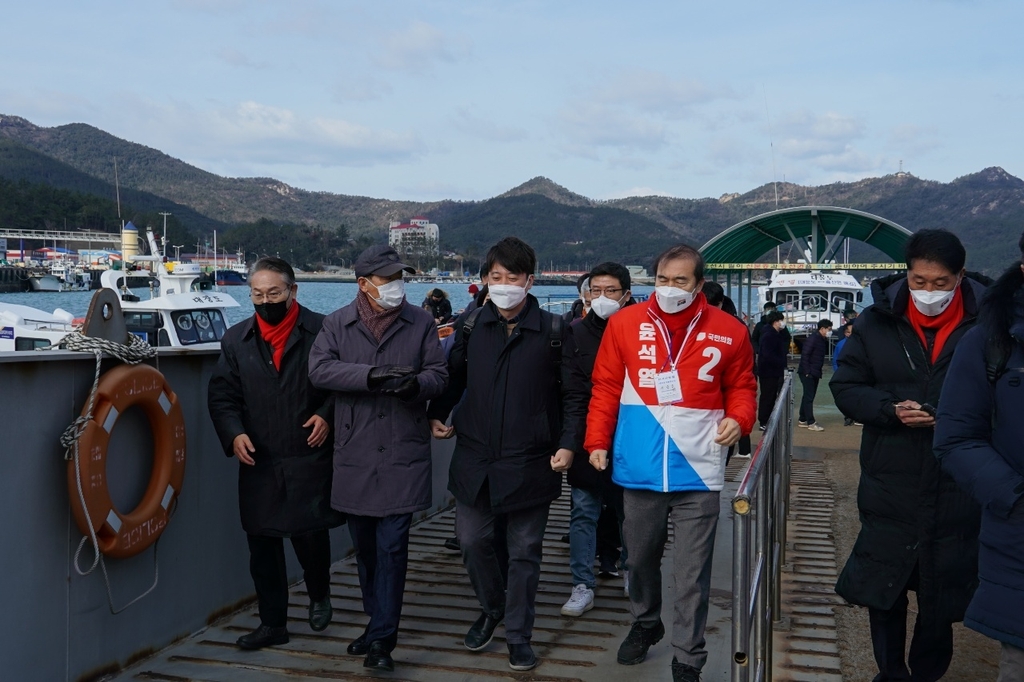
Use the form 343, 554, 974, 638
208, 257, 343, 651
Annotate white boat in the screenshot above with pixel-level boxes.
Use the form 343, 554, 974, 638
0, 302, 77, 351
102, 227, 239, 349
761, 268, 864, 342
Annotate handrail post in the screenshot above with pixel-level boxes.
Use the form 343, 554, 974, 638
732, 508, 751, 682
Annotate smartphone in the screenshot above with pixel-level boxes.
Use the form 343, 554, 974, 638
919, 403, 936, 416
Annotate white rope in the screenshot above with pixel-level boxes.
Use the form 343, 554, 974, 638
50, 332, 164, 614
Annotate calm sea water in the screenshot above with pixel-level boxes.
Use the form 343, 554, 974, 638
0, 282, 655, 328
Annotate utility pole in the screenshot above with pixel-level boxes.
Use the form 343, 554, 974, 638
159, 212, 172, 256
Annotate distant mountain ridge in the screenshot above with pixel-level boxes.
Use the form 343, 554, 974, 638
1, 114, 1023, 272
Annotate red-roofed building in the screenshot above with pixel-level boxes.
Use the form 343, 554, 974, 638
388, 217, 439, 255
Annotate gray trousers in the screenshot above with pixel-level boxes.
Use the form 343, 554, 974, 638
999, 642, 1024, 682
623, 488, 721, 669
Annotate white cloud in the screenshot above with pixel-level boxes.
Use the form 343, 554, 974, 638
450, 108, 527, 143
373, 21, 471, 73
216, 48, 270, 70
107, 96, 423, 169
775, 110, 866, 159
597, 69, 734, 117
557, 103, 668, 153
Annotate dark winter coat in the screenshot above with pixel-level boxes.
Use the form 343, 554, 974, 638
423, 296, 453, 323
934, 277, 1024, 649
208, 306, 344, 537
427, 295, 570, 513
830, 272, 988, 622
308, 298, 448, 517
798, 331, 828, 378
563, 307, 632, 492
756, 325, 788, 379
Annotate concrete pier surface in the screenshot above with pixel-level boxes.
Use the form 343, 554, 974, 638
109, 368, 1002, 681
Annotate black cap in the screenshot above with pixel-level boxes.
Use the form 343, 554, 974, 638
353, 245, 415, 278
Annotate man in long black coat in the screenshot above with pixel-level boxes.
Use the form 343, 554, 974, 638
208, 257, 343, 651
830, 230, 987, 682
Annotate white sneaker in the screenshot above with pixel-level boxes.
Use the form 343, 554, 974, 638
798, 421, 809, 428
560, 584, 595, 617
622, 570, 630, 598
807, 423, 825, 432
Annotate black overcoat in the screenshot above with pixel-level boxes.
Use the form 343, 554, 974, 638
829, 273, 986, 622
208, 305, 343, 537
427, 296, 571, 513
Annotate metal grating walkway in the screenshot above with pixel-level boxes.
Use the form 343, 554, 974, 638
116, 459, 751, 682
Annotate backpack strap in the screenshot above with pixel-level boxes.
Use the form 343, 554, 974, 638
461, 306, 485, 341
549, 312, 563, 376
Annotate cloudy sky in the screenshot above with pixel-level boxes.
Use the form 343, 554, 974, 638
2, 0, 1020, 202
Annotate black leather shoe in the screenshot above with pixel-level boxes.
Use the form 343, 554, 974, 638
465, 611, 503, 651
363, 640, 394, 672
672, 657, 702, 682
236, 624, 289, 650
443, 536, 461, 551
617, 620, 665, 665
347, 632, 369, 656
308, 597, 332, 632
508, 642, 538, 671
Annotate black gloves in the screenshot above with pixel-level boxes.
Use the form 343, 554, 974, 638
367, 365, 414, 389
379, 374, 420, 401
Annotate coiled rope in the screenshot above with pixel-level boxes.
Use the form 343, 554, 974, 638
48, 332, 166, 614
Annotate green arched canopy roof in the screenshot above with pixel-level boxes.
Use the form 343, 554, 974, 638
700, 206, 912, 267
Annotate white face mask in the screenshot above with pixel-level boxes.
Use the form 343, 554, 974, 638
910, 284, 957, 317
655, 285, 697, 315
489, 283, 529, 310
590, 294, 625, 320
370, 279, 405, 309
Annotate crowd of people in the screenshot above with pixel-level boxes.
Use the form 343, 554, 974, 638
206, 228, 1024, 681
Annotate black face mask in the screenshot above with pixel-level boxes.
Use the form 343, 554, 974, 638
254, 300, 289, 325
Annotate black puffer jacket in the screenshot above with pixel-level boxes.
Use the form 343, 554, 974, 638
427, 296, 571, 513
563, 306, 634, 492
829, 272, 988, 622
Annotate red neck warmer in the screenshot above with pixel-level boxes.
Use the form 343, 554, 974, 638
255, 301, 301, 370
649, 293, 706, 351
904, 286, 963, 364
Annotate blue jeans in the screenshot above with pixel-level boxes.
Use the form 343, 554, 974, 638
569, 487, 628, 588
569, 487, 602, 588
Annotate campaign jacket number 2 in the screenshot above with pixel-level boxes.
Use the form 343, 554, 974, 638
585, 297, 756, 493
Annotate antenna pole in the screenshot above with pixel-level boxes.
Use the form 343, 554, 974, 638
763, 85, 779, 209
113, 158, 122, 224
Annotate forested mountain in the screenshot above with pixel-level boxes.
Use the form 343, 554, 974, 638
2, 114, 1023, 273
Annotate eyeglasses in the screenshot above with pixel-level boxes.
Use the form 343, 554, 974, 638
589, 287, 623, 297
250, 289, 289, 303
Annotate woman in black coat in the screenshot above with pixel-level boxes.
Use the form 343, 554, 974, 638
208, 258, 343, 651
830, 256, 988, 680
756, 311, 788, 429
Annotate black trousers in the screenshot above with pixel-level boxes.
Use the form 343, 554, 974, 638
457, 493, 550, 645
798, 372, 819, 424
867, 568, 954, 682
247, 529, 332, 628
758, 374, 783, 427
347, 513, 413, 650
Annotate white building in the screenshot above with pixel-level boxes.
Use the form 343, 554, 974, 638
388, 216, 439, 256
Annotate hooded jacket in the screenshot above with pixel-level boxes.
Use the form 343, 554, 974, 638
830, 271, 988, 621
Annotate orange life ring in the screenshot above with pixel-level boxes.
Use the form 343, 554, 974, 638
67, 363, 186, 559
438, 325, 454, 339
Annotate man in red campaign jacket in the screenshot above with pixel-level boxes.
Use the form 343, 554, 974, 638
586, 244, 756, 682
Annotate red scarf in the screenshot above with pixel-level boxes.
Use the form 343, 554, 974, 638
255, 301, 301, 370
904, 286, 964, 364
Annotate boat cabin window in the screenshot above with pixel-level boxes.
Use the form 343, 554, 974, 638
830, 292, 855, 312
172, 310, 227, 345
776, 289, 801, 311
802, 290, 829, 312
15, 337, 51, 351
